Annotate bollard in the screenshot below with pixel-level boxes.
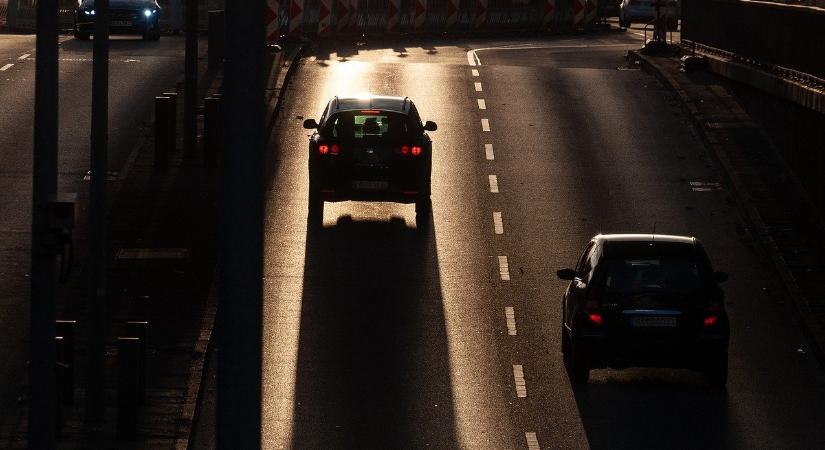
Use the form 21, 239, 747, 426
204, 96, 222, 167
154, 96, 174, 167
55, 320, 76, 405
54, 336, 67, 433
208, 10, 225, 69
117, 337, 140, 441
162, 92, 179, 154
125, 321, 149, 405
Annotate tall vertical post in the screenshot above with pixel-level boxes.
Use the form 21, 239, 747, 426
7, 0, 19, 29
29, 0, 59, 445
85, 0, 110, 422
184, 0, 199, 158
218, 1, 265, 448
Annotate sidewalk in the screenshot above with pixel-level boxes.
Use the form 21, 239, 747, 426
630, 49, 825, 363
0, 38, 304, 448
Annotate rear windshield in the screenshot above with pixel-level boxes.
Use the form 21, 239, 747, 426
322, 111, 418, 144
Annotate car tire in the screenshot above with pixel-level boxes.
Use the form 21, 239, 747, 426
564, 337, 590, 385
143, 28, 161, 41
415, 196, 432, 232
307, 189, 323, 229
74, 29, 90, 40
705, 351, 728, 388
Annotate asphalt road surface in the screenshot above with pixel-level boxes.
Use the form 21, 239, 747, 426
261, 30, 825, 450
0, 33, 184, 429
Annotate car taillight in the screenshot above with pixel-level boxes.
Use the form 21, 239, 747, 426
401, 145, 410, 155
703, 305, 721, 327
330, 144, 340, 155
401, 145, 423, 156
318, 144, 329, 155
318, 144, 340, 155
587, 312, 603, 326
411, 146, 422, 156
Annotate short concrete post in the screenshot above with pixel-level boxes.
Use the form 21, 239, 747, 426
125, 321, 149, 405
208, 10, 225, 69
116, 337, 140, 441
204, 96, 222, 167
154, 96, 172, 167
55, 320, 76, 405
162, 91, 178, 153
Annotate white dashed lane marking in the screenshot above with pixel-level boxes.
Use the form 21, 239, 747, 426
481, 118, 490, 132
493, 211, 504, 234
18, 53, 30, 60
498, 255, 510, 280
485, 143, 494, 160
474, 81, 483, 92
526, 432, 540, 450
488, 175, 499, 193
513, 365, 527, 397
0, 64, 13, 71
477, 99, 486, 110
471, 69, 479, 76
505, 306, 517, 335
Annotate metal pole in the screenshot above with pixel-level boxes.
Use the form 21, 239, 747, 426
29, 0, 59, 445
218, 1, 265, 448
85, 0, 110, 422
184, 0, 199, 158
7, 0, 19, 29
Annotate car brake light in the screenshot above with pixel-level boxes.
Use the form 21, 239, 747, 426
401, 145, 410, 155
587, 312, 603, 326
703, 305, 721, 327
360, 109, 380, 114
703, 315, 718, 327
411, 146, 422, 156
318, 144, 329, 155
331, 144, 340, 155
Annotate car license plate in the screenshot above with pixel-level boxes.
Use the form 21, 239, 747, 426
631, 316, 677, 328
352, 180, 388, 191
112, 20, 132, 27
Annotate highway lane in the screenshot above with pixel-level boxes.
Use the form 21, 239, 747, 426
0, 33, 184, 427
262, 33, 825, 448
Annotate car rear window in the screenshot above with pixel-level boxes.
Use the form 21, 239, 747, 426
323, 111, 417, 144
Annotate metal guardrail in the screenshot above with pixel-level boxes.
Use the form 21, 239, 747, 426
682, 0, 825, 80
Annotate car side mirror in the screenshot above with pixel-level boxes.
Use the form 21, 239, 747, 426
423, 121, 437, 132
713, 271, 728, 283
556, 268, 576, 281
303, 118, 319, 129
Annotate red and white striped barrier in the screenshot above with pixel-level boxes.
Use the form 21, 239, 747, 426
446, 0, 459, 29
336, 0, 350, 34
413, 0, 427, 32
542, 0, 555, 30
289, 0, 304, 36
348, 0, 360, 34
584, 0, 597, 26
572, 0, 585, 28
318, 0, 332, 36
266, 0, 280, 42
387, 0, 401, 33
474, 0, 488, 29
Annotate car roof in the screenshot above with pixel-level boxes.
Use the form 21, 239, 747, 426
329, 95, 413, 114
595, 234, 696, 245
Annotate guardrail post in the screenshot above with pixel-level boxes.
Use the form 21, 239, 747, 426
208, 10, 225, 69
204, 96, 221, 167
116, 337, 140, 440
125, 321, 149, 405
55, 320, 76, 405
154, 96, 173, 167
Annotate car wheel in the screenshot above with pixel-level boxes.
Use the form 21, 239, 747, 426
415, 196, 432, 232
74, 29, 90, 40
705, 351, 728, 388
143, 28, 161, 41
307, 189, 323, 229
564, 336, 590, 385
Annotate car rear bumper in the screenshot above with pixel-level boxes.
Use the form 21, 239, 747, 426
310, 161, 430, 204
75, 13, 159, 34
622, 5, 679, 21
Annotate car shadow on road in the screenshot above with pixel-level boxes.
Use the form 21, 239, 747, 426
572, 373, 735, 449
290, 212, 459, 448
60, 37, 163, 53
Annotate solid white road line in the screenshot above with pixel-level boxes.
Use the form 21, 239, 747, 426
485, 143, 494, 160
505, 306, 517, 336
498, 255, 510, 281
477, 99, 486, 110
526, 432, 540, 450
488, 175, 499, 193
493, 212, 503, 234
513, 365, 527, 397
471, 69, 479, 76
18, 53, 30, 60
474, 82, 483, 92
467, 49, 482, 66
481, 118, 490, 132
0, 64, 13, 71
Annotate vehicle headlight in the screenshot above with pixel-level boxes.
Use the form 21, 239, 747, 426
143, 9, 156, 17
84, 9, 95, 15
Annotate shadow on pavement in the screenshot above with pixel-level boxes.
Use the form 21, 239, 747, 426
290, 213, 459, 448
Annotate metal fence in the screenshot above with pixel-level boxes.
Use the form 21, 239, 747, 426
682, 0, 825, 80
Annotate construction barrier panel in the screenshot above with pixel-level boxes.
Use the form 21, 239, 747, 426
267, 0, 281, 41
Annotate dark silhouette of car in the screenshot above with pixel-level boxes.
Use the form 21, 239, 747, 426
556, 234, 729, 386
303, 95, 438, 229
74, 0, 161, 41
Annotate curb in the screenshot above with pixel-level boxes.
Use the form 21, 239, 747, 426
630, 50, 825, 365
173, 42, 307, 450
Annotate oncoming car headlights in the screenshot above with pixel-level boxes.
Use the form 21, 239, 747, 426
143, 8, 157, 17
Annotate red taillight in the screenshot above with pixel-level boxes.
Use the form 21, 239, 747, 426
330, 144, 340, 155
401, 145, 410, 155
703, 315, 719, 327
318, 144, 329, 155
411, 146, 423, 156
587, 312, 603, 326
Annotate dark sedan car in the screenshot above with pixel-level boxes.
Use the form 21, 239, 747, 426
557, 234, 729, 386
302, 95, 438, 229
74, 0, 161, 41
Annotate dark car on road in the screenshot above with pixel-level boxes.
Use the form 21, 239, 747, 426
74, 0, 161, 41
557, 234, 729, 386
303, 95, 438, 229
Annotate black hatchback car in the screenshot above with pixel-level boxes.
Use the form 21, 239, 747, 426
303, 95, 437, 229
74, 0, 161, 41
557, 234, 729, 386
